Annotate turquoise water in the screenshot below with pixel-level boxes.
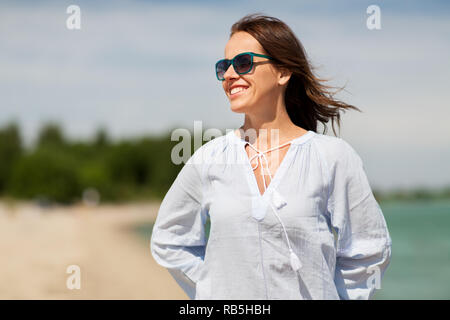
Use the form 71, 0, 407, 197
138, 200, 450, 299
373, 200, 450, 299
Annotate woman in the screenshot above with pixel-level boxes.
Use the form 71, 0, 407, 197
151, 13, 392, 300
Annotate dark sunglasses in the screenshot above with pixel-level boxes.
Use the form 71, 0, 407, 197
215, 52, 274, 81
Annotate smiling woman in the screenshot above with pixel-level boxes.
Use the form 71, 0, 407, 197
150, 13, 392, 300
218, 15, 361, 136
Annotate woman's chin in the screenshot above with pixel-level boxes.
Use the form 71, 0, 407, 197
230, 101, 249, 113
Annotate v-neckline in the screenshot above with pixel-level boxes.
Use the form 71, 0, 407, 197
229, 129, 314, 220
242, 140, 294, 199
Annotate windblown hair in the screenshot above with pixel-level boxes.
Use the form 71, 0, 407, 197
230, 13, 361, 136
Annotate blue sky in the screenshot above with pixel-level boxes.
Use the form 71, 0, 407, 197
0, 0, 449, 191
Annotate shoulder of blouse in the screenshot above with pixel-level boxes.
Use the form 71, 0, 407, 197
183, 133, 232, 207
186, 132, 231, 167
310, 132, 364, 192
310, 132, 358, 162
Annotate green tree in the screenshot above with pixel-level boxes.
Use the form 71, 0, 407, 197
94, 127, 110, 148
0, 122, 22, 193
8, 149, 81, 204
36, 122, 66, 149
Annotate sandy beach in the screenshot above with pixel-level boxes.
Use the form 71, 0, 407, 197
0, 200, 187, 299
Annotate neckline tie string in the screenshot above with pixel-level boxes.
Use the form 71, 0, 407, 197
244, 138, 303, 272
245, 140, 293, 193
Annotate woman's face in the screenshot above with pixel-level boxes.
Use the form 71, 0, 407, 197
222, 31, 285, 115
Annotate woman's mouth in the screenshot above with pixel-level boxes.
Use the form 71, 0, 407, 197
229, 86, 249, 99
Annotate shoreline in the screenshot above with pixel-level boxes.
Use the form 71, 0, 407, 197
0, 200, 188, 299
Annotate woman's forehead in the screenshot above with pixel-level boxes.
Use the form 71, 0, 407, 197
224, 32, 263, 59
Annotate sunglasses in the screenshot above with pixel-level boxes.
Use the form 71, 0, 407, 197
215, 52, 274, 81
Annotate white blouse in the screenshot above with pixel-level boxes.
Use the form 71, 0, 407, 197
150, 129, 392, 300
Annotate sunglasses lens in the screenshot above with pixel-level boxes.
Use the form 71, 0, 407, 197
234, 54, 252, 74
216, 60, 230, 80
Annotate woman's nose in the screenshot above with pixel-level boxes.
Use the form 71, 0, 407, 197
223, 64, 239, 81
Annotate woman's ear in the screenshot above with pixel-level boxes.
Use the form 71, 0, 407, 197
278, 68, 292, 86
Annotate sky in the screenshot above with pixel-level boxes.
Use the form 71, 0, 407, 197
0, 0, 449, 191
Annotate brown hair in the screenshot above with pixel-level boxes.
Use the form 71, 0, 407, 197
230, 13, 361, 136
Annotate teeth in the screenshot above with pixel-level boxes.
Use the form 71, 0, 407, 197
230, 87, 247, 95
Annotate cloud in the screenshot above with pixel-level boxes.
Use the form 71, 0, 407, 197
0, 0, 449, 190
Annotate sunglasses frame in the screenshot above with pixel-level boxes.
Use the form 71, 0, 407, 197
215, 51, 274, 81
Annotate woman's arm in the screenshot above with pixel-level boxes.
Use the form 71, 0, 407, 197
150, 149, 207, 300
327, 140, 392, 300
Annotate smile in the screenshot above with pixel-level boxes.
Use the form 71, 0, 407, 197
230, 86, 249, 97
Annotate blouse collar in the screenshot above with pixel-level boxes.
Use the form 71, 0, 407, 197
226, 129, 316, 146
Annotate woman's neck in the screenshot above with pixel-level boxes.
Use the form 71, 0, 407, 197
237, 108, 307, 149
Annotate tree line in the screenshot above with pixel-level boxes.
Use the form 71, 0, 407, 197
0, 122, 187, 204
0, 122, 449, 205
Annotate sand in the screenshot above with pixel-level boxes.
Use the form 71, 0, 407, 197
0, 200, 188, 299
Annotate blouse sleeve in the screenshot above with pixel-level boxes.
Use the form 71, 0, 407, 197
327, 140, 392, 300
150, 149, 207, 300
